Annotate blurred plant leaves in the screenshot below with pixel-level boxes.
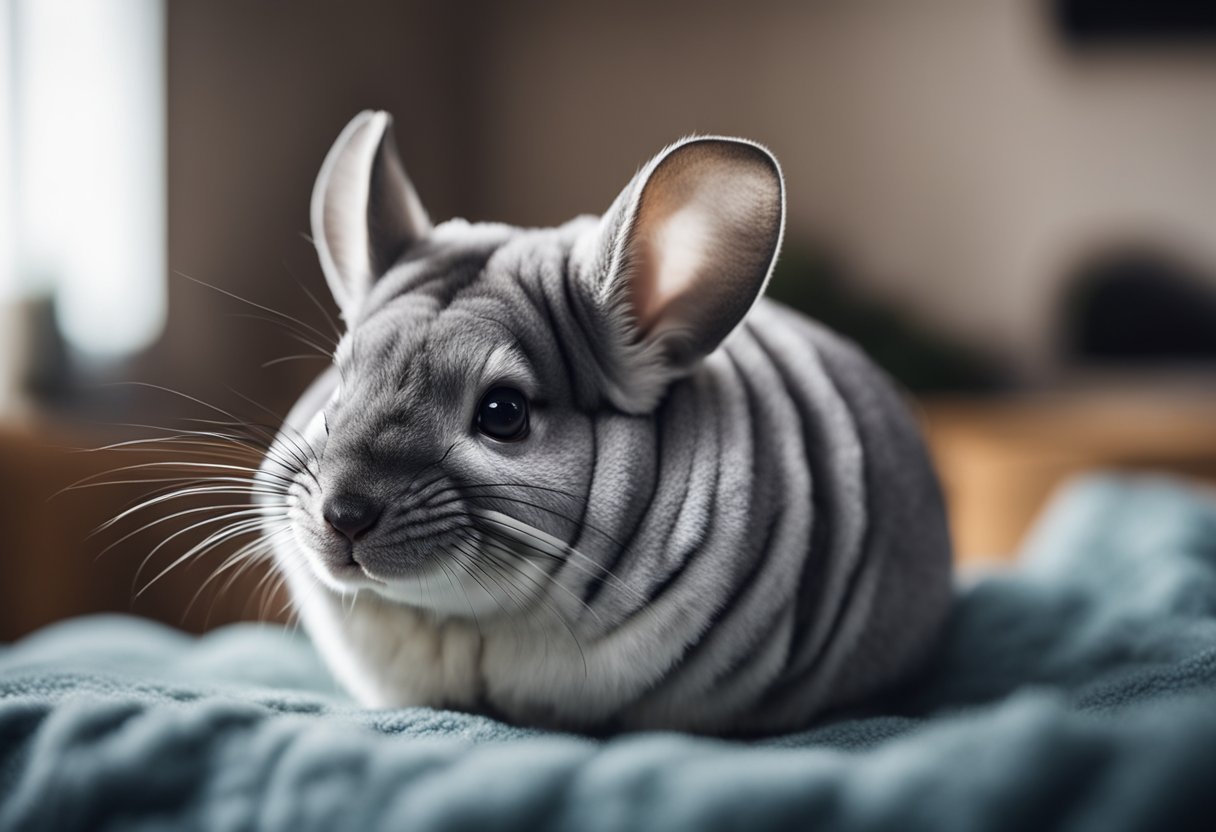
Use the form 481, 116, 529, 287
765, 246, 1009, 394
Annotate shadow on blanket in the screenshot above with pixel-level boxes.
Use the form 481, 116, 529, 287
3, 475, 1216, 831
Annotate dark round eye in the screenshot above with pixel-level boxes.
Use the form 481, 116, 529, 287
477, 387, 529, 441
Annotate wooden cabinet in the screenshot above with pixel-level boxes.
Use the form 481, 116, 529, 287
921, 391, 1216, 561
0, 421, 284, 640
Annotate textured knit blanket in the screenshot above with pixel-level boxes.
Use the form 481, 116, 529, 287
3, 475, 1216, 831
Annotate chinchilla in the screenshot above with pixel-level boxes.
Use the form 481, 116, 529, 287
256, 110, 953, 735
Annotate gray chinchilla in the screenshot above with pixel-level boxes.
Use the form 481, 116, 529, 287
256, 110, 953, 736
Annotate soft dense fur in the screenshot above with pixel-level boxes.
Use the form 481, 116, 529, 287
257, 111, 953, 735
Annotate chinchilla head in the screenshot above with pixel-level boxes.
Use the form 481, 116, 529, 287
269, 110, 783, 618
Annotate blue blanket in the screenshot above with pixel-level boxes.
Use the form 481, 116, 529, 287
3, 476, 1216, 831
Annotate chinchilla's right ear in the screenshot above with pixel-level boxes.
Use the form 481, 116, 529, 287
576, 136, 785, 413
311, 111, 431, 321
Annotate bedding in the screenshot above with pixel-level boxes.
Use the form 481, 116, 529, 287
3, 475, 1216, 831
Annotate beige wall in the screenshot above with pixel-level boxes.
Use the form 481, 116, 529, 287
160, 0, 1216, 404
467, 0, 1216, 376
153, 0, 469, 417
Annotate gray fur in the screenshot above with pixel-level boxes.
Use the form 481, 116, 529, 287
258, 111, 952, 736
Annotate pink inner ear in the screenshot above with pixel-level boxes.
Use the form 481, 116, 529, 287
633, 202, 714, 334
626, 147, 771, 341
627, 157, 730, 337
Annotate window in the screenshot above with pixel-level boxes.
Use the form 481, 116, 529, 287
0, 0, 166, 371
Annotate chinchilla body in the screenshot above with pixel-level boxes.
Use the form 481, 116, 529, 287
258, 111, 952, 735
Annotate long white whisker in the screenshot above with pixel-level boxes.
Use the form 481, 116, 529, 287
135, 515, 279, 597
99, 488, 287, 532
113, 505, 287, 570
176, 270, 338, 349
479, 547, 588, 678
476, 534, 605, 626
74, 475, 285, 494
196, 524, 293, 625
296, 278, 343, 342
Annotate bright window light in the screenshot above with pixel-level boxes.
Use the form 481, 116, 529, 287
0, 3, 13, 301
11, 0, 166, 358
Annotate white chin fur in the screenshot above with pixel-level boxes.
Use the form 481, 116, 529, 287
298, 540, 552, 620
369, 558, 546, 619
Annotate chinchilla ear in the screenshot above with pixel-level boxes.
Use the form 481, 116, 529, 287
581, 136, 785, 413
311, 110, 431, 320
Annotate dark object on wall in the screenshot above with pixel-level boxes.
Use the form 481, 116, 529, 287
1061, 250, 1216, 363
1055, 0, 1216, 45
765, 248, 1009, 394
21, 293, 73, 402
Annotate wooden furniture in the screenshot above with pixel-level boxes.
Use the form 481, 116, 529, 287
0, 420, 284, 640
921, 389, 1216, 562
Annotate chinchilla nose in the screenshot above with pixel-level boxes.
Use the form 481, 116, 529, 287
323, 493, 382, 542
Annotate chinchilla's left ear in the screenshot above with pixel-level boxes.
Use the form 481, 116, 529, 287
311, 111, 431, 320
579, 136, 785, 413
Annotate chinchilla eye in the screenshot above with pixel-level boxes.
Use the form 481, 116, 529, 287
477, 387, 529, 441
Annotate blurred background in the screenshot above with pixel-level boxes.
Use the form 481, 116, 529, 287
2, 0, 1215, 640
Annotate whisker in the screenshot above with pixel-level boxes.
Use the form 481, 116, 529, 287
123, 505, 284, 570
471, 532, 605, 627
135, 514, 278, 597
210, 530, 291, 627
475, 523, 644, 605
383, 442, 459, 506
262, 354, 332, 369
437, 559, 481, 638
186, 523, 291, 623
375, 512, 472, 547
94, 387, 312, 489
457, 490, 626, 549
82, 421, 273, 451
224, 389, 322, 476
69, 423, 302, 484
447, 546, 514, 622
449, 542, 538, 664
478, 546, 588, 678
229, 313, 336, 358
66, 473, 283, 494
459, 542, 559, 671
176, 270, 339, 351
57, 457, 288, 501
97, 480, 288, 531
295, 276, 343, 342
103, 506, 285, 578
182, 416, 314, 476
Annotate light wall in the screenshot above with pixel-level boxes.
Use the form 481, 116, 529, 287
153, 0, 467, 416
465, 0, 1216, 376
160, 0, 1216, 415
